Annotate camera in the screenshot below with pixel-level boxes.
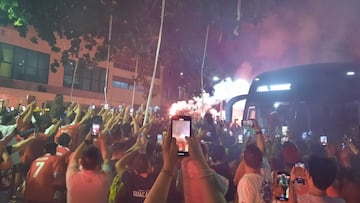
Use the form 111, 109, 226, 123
171, 115, 191, 156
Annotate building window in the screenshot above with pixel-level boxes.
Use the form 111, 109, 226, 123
63, 61, 106, 93
113, 55, 160, 78
112, 76, 131, 89
112, 76, 147, 92
0, 42, 50, 83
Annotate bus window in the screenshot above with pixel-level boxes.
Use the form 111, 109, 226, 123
248, 106, 256, 120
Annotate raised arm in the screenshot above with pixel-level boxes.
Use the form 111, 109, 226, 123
72, 104, 82, 124
16, 101, 36, 129
0, 142, 11, 170
68, 130, 92, 171
253, 120, 265, 152
184, 136, 227, 203
99, 128, 110, 170
233, 159, 245, 185
348, 142, 359, 156
144, 130, 177, 203
114, 135, 143, 174
45, 120, 62, 138
78, 109, 92, 125
131, 114, 140, 135
288, 166, 298, 203
11, 136, 37, 153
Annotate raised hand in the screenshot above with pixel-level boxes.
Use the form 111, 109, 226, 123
162, 129, 178, 173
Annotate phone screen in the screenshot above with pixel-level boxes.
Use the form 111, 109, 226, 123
261, 128, 266, 134
157, 134, 163, 144
89, 105, 95, 111
294, 162, 305, 184
320, 135, 327, 145
281, 126, 288, 136
92, 123, 100, 138
171, 116, 191, 156
238, 134, 243, 143
301, 132, 307, 140
276, 172, 290, 201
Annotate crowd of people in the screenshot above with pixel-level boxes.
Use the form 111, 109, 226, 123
0, 94, 360, 203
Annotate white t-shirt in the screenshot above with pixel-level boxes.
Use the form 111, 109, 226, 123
0, 124, 20, 164
237, 173, 265, 203
297, 193, 345, 203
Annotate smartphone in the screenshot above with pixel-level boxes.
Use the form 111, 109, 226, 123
320, 135, 327, 146
301, 132, 308, 140
118, 105, 123, 112
92, 123, 100, 138
245, 130, 251, 137
171, 115, 191, 156
276, 172, 290, 201
341, 142, 346, 150
157, 133, 163, 144
89, 104, 95, 111
294, 162, 305, 184
261, 128, 266, 134
91, 116, 103, 138
104, 103, 109, 110
20, 104, 26, 112
241, 119, 253, 127
26, 95, 36, 104
281, 126, 288, 136
238, 134, 243, 143
281, 136, 289, 144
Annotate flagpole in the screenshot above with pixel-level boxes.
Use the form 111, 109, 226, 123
201, 24, 210, 116
104, 14, 113, 105
143, 0, 166, 125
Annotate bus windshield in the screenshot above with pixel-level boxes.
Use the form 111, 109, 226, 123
232, 62, 360, 143
246, 100, 359, 143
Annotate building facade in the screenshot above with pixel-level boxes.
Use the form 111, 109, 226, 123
0, 26, 163, 109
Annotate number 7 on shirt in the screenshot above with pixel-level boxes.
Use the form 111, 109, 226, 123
33, 162, 45, 178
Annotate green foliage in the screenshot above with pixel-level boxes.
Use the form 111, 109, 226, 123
50, 60, 60, 73
29, 36, 38, 44
0, 0, 274, 98
0, 0, 27, 26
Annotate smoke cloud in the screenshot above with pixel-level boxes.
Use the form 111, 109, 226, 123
227, 0, 360, 79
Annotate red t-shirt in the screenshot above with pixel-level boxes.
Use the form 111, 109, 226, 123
23, 154, 66, 202
56, 145, 70, 157
54, 123, 81, 151
56, 145, 71, 165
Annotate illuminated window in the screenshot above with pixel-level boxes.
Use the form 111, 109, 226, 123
63, 61, 106, 92
256, 83, 291, 92
0, 42, 50, 83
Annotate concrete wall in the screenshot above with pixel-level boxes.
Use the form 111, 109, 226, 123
0, 26, 163, 107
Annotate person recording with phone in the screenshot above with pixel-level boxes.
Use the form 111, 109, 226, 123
288, 156, 345, 203
144, 115, 227, 203
66, 119, 112, 203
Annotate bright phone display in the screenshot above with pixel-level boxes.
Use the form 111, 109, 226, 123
171, 115, 191, 156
